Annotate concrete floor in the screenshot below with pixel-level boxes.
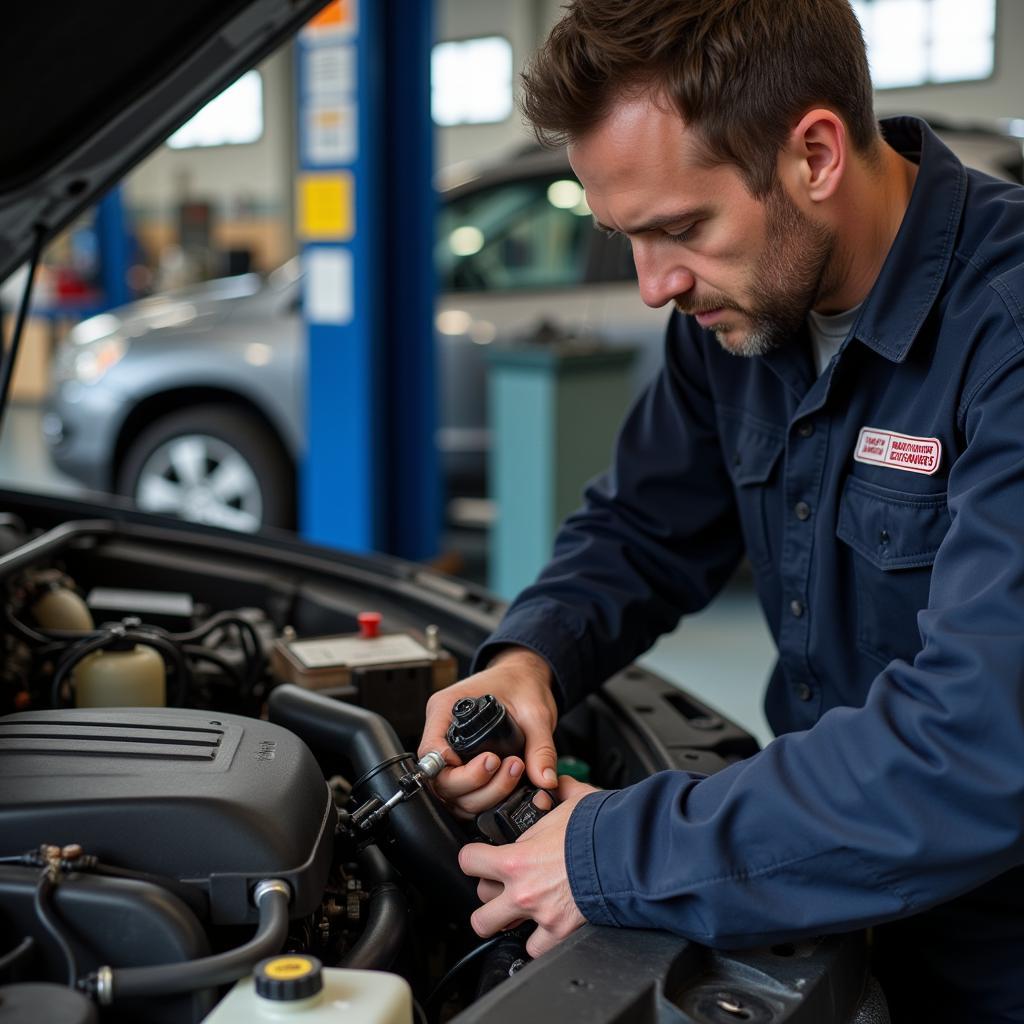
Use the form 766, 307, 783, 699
0, 402, 777, 746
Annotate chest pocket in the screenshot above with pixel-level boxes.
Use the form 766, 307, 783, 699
836, 475, 950, 665
723, 415, 785, 572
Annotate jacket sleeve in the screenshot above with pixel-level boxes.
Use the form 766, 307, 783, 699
474, 313, 745, 710
566, 343, 1024, 947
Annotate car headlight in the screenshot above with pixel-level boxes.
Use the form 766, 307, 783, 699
71, 335, 127, 384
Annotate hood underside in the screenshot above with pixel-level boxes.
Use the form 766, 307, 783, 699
0, 0, 328, 286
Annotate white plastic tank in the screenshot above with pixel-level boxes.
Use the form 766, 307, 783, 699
202, 955, 413, 1023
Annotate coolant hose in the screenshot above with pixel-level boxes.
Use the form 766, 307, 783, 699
340, 848, 407, 970
268, 682, 406, 771
268, 685, 479, 917
88, 879, 289, 1003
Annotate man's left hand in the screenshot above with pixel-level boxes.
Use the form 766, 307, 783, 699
457, 776, 597, 958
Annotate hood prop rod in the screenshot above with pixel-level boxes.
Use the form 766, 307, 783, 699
0, 225, 47, 434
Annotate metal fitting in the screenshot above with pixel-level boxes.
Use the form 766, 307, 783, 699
416, 750, 446, 779
95, 965, 114, 1005
253, 878, 291, 906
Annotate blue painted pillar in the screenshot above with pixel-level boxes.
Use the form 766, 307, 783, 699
296, 0, 439, 560
96, 186, 132, 309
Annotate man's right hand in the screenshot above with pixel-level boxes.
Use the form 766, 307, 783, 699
418, 647, 559, 818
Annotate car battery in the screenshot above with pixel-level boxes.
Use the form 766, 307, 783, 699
270, 613, 457, 743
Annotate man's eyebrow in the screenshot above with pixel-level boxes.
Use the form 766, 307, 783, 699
592, 207, 712, 236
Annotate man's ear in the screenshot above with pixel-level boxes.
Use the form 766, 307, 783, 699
783, 109, 846, 204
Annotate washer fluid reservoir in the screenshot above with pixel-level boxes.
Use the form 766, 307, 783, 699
202, 956, 413, 1023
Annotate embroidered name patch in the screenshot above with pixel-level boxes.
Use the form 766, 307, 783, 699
854, 426, 942, 476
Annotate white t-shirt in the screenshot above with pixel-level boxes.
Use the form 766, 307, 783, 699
807, 302, 862, 376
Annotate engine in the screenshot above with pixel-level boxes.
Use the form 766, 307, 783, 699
0, 507, 883, 1024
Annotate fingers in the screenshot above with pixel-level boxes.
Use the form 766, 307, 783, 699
512, 697, 558, 792
477, 878, 502, 903
525, 926, 564, 959
458, 841, 506, 884
432, 754, 526, 815
531, 789, 554, 813
470, 891, 522, 938
523, 733, 559, 791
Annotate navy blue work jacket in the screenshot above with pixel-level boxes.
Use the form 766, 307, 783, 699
475, 118, 1024, 1019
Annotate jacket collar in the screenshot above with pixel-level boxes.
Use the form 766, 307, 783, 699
851, 116, 968, 363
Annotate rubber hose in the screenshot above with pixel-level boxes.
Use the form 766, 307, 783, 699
475, 933, 529, 998
340, 847, 407, 971
105, 883, 288, 1000
268, 685, 479, 917
268, 683, 406, 772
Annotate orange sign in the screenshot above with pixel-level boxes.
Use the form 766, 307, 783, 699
305, 0, 356, 37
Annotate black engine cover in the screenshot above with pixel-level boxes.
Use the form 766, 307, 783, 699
0, 708, 333, 924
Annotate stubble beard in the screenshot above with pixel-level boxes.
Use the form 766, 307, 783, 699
697, 184, 838, 358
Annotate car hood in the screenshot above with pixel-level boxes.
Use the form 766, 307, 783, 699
0, 0, 327, 293
66, 274, 269, 347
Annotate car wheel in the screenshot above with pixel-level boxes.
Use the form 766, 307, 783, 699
117, 406, 294, 532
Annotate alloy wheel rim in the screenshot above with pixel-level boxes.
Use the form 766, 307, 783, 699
134, 434, 263, 532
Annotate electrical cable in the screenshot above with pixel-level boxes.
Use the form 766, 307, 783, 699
0, 935, 35, 977
181, 645, 245, 688
12, 600, 262, 708
34, 869, 78, 988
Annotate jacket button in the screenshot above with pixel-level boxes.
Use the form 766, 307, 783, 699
790, 599, 805, 618
794, 501, 811, 521
798, 421, 814, 438
797, 683, 813, 701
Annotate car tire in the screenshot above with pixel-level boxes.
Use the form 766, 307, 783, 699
117, 405, 294, 532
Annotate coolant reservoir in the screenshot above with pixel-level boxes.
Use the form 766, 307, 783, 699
73, 646, 166, 708
32, 586, 94, 631
202, 956, 413, 1023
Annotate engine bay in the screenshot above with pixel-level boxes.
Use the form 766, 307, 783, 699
0, 495, 885, 1023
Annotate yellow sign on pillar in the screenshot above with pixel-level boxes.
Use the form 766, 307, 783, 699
297, 172, 355, 240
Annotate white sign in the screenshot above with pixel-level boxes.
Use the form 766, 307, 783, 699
305, 101, 357, 166
304, 247, 353, 326
305, 44, 356, 98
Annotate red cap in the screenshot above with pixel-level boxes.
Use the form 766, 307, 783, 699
357, 611, 382, 639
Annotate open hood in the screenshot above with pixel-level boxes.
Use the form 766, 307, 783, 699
0, 0, 328, 286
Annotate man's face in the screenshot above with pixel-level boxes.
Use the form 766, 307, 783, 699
569, 93, 836, 356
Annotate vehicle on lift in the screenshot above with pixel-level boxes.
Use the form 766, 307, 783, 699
42, 119, 1023, 532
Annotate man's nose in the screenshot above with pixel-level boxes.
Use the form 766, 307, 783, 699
633, 243, 696, 309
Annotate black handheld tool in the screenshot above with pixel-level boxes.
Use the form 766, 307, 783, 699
446, 695, 555, 844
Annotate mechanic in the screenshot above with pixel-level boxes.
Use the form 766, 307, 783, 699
418, 1, 1024, 1019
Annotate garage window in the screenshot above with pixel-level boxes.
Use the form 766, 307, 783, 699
852, 0, 996, 88
167, 70, 264, 149
432, 37, 514, 126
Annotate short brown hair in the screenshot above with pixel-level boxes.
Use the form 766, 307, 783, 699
521, 0, 879, 196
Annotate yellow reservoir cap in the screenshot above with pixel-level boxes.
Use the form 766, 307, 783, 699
255, 955, 324, 1002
